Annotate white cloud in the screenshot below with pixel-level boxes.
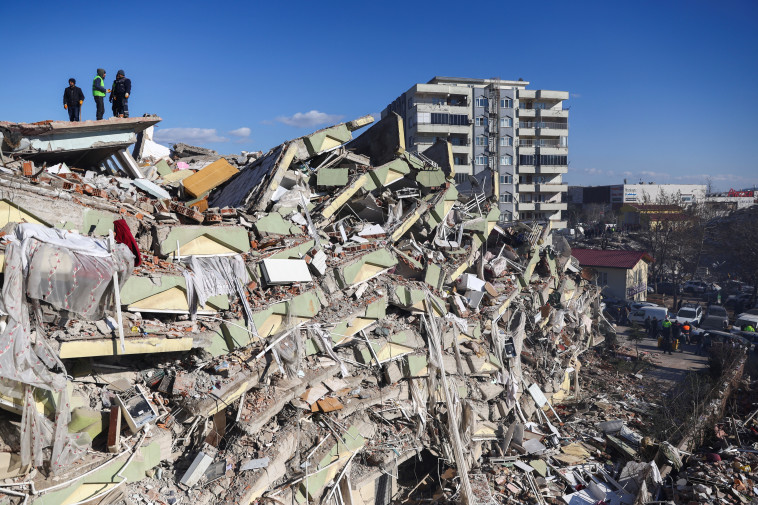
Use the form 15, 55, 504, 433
276, 110, 344, 128
154, 128, 228, 144
229, 127, 251, 138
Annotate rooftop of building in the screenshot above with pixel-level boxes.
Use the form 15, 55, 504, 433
571, 249, 652, 269
427, 76, 530, 87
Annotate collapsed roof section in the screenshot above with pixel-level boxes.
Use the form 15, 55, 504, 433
0, 117, 161, 174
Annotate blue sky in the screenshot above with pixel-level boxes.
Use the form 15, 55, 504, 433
1, 0, 756, 190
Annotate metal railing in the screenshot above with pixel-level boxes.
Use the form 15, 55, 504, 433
518, 121, 568, 130
518, 140, 565, 148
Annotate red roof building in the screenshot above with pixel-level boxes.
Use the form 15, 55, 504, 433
571, 249, 652, 301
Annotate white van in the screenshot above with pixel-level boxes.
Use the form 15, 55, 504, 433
629, 306, 670, 325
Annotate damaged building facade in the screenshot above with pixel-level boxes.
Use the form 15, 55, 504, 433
0, 113, 673, 505
383, 77, 569, 229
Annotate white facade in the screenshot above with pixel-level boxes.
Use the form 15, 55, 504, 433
383, 77, 569, 229
611, 184, 707, 205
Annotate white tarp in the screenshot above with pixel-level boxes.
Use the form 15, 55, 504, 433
0, 223, 134, 473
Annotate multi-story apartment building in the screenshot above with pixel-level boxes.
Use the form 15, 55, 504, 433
383, 76, 569, 228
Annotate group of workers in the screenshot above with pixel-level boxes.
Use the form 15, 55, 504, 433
644, 316, 692, 355
62, 69, 132, 122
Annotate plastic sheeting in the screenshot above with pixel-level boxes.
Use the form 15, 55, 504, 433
182, 255, 248, 313
0, 224, 135, 474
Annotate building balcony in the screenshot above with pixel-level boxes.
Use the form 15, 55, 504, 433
517, 109, 536, 118
538, 202, 566, 211
415, 123, 470, 135
518, 140, 567, 150
518, 184, 535, 192
518, 121, 568, 131
450, 144, 471, 153
537, 165, 568, 174
537, 90, 569, 100
536, 183, 568, 193
539, 146, 568, 155
518, 89, 537, 99
414, 102, 470, 115
538, 108, 569, 118
519, 202, 536, 211
518, 127, 536, 137
519, 165, 536, 174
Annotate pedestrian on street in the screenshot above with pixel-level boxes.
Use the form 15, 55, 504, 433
110, 69, 131, 118
662, 319, 673, 354
672, 320, 681, 348
63, 78, 84, 122
644, 316, 651, 335
92, 68, 110, 120
682, 322, 691, 345
651, 317, 659, 340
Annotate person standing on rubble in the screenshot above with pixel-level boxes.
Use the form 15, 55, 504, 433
110, 69, 131, 118
62, 78, 84, 122
92, 69, 110, 120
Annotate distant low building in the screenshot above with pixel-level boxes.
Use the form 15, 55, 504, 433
618, 203, 689, 229
569, 183, 706, 208
571, 249, 652, 301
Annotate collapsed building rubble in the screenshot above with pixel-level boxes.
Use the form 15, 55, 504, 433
0, 114, 679, 505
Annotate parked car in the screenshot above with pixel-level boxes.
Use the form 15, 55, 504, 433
726, 293, 754, 308
676, 304, 703, 326
705, 305, 729, 328
629, 306, 670, 325
734, 313, 758, 331
683, 280, 708, 294
707, 330, 752, 351
629, 301, 658, 312
655, 282, 680, 295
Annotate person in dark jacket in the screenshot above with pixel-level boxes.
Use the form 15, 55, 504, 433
110, 69, 131, 118
63, 78, 84, 122
92, 68, 110, 120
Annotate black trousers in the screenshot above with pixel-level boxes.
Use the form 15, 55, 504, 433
94, 96, 105, 120
112, 97, 129, 118
67, 105, 81, 122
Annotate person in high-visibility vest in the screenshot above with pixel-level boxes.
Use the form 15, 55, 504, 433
662, 320, 673, 355
92, 68, 110, 120
682, 322, 691, 345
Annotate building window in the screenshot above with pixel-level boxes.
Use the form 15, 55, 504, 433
500, 136, 513, 147
453, 155, 467, 165
475, 97, 488, 108
598, 272, 608, 286
499, 194, 513, 203
454, 173, 467, 184
534, 102, 546, 110
417, 112, 431, 124
475, 155, 488, 165
540, 155, 568, 165
475, 116, 488, 126
475, 136, 488, 146
500, 99, 513, 108
520, 154, 536, 165
500, 117, 513, 128
431, 97, 445, 105
500, 155, 512, 166
499, 174, 513, 184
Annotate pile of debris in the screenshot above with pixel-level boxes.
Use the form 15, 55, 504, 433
0, 114, 640, 505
